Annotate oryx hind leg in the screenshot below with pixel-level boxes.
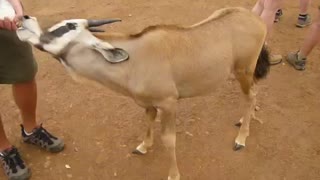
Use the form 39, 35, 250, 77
233, 67, 257, 151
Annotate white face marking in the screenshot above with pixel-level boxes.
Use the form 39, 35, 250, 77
48, 19, 87, 32
19, 17, 117, 57
42, 19, 89, 55
16, 16, 43, 43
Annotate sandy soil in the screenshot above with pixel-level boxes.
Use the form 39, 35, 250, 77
1, 0, 320, 179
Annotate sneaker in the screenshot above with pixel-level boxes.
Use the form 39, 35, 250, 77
0, 147, 31, 180
269, 54, 283, 65
296, 14, 311, 28
21, 124, 64, 153
274, 9, 283, 23
286, 51, 306, 70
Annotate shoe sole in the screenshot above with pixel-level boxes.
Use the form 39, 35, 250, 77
23, 140, 65, 153
285, 58, 305, 71
9, 169, 31, 180
48, 142, 65, 153
296, 22, 311, 28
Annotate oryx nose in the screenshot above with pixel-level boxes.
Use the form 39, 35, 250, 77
23, 15, 30, 19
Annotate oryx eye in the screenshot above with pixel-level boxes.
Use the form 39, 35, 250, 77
66, 23, 77, 30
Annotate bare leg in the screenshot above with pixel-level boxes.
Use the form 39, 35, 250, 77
12, 79, 38, 133
159, 99, 180, 180
0, 115, 11, 151
252, 0, 282, 39
133, 107, 157, 155
300, 0, 311, 14
260, 0, 283, 40
252, 0, 283, 65
252, 0, 265, 16
300, 10, 320, 58
286, 9, 320, 70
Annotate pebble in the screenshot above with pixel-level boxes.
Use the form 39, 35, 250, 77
185, 131, 194, 137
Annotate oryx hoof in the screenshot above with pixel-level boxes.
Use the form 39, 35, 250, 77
233, 143, 245, 151
234, 122, 242, 127
132, 149, 146, 155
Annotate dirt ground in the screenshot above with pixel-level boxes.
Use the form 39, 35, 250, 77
1, 0, 320, 179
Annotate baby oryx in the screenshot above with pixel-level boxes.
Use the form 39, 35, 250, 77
16, 7, 270, 180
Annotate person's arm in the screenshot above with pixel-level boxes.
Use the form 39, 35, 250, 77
0, 0, 23, 30
8, 0, 23, 19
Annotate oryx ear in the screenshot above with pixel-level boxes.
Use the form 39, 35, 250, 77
92, 44, 129, 63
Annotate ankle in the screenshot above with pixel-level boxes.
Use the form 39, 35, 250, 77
0, 144, 12, 152
22, 123, 38, 134
297, 51, 307, 61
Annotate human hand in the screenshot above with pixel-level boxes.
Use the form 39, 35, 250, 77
0, 17, 18, 31
14, 13, 23, 23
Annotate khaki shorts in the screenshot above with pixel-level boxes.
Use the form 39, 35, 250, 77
0, 29, 38, 84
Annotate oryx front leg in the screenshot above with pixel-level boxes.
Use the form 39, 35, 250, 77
234, 86, 257, 151
159, 100, 180, 180
133, 107, 157, 155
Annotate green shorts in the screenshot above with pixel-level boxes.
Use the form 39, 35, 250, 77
0, 30, 38, 84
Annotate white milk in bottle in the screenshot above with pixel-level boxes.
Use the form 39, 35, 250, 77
0, 0, 16, 20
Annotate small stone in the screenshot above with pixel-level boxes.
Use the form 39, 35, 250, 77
185, 131, 194, 137
126, 153, 131, 158
128, 14, 132, 17
67, 174, 73, 178
74, 147, 79, 152
44, 161, 50, 168
255, 106, 260, 111
65, 164, 71, 169
114, 172, 117, 177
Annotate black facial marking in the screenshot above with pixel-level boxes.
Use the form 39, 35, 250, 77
49, 23, 77, 37
66, 23, 77, 30
50, 26, 71, 37
40, 33, 55, 44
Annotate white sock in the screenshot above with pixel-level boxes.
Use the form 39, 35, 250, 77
24, 129, 33, 136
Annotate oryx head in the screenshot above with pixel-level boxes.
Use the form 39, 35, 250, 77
16, 15, 128, 63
